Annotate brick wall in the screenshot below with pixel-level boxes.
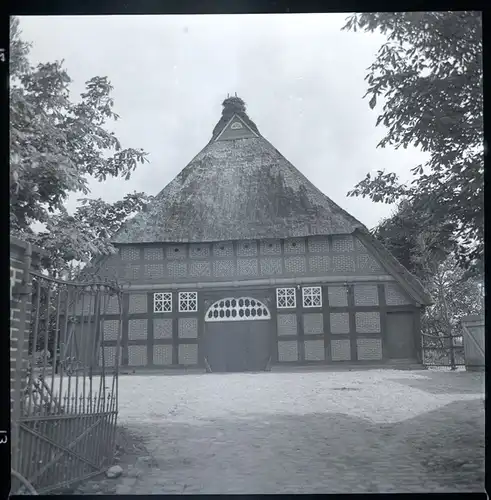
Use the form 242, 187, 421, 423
96, 234, 388, 284
10, 237, 45, 467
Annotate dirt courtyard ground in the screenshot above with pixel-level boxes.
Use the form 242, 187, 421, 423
77, 368, 485, 495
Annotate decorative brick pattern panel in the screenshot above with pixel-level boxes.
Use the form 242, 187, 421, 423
179, 344, 198, 365
123, 264, 141, 281
260, 239, 282, 255
167, 244, 187, 259
189, 261, 211, 277
260, 257, 283, 276
213, 260, 236, 278
284, 256, 307, 274
354, 237, 367, 252
355, 312, 381, 333
357, 338, 383, 360
332, 255, 356, 273
357, 254, 383, 273
167, 261, 187, 278
307, 236, 329, 253
331, 235, 354, 253
178, 317, 198, 338
153, 345, 173, 365
284, 238, 306, 254
304, 340, 325, 361
128, 345, 147, 366
103, 320, 120, 340
328, 286, 348, 307
105, 296, 120, 315
331, 339, 351, 361
128, 319, 147, 340
385, 283, 412, 305
144, 264, 165, 279
330, 313, 350, 334
213, 242, 234, 257
278, 341, 299, 362
99, 346, 122, 367
189, 243, 211, 259
120, 246, 140, 261
153, 318, 173, 339
144, 247, 164, 261
277, 314, 297, 336
129, 294, 147, 313
303, 313, 324, 334
237, 258, 258, 277
237, 240, 258, 257
309, 256, 331, 273
354, 285, 379, 306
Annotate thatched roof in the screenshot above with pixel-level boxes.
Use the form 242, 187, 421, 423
113, 98, 365, 244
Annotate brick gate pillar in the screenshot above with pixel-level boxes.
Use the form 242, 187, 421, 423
10, 237, 45, 471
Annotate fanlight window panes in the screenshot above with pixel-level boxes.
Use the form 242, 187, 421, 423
179, 291, 198, 312
302, 287, 322, 308
154, 292, 172, 313
205, 297, 271, 322
276, 288, 296, 309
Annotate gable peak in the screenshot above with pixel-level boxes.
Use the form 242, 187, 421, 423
211, 95, 260, 140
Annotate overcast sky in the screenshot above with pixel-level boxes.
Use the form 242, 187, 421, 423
19, 14, 428, 231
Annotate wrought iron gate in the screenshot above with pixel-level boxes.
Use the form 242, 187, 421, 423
11, 271, 123, 495
421, 331, 465, 370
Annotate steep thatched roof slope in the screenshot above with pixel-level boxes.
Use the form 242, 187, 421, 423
113, 98, 365, 244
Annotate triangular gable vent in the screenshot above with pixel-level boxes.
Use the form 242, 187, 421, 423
214, 113, 258, 142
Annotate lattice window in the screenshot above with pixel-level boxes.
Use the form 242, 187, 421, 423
302, 286, 322, 308
154, 292, 172, 313
276, 288, 296, 309
205, 297, 271, 322
179, 291, 198, 312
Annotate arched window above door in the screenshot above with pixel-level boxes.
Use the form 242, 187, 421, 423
205, 297, 271, 322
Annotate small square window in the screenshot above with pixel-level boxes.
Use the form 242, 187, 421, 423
179, 291, 198, 312
154, 292, 172, 313
276, 288, 296, 309
302, 287, 322, 308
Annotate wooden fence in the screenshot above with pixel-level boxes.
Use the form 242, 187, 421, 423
461, 315, 485, 371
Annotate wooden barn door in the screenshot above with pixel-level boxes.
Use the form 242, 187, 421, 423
203, 297, 272, 372
386, 311, 416, 359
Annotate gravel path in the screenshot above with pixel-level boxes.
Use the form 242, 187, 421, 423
82, 369, 485, 494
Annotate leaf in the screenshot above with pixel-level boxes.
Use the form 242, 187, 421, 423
343, 11, 483, 265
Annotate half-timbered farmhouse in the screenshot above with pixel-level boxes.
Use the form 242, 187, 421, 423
93, 96, 432, 371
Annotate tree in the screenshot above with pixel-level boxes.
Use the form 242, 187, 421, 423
343, 12, 483, 269
10, 17, 150, 274
374, 199, 457, 277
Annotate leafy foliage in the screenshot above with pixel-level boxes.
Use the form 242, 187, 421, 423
10, 17, 150, 274
343, 12, 483, 267
420, 253, 484, 339
34, 192, 154, 273
373, 199, 457, 277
